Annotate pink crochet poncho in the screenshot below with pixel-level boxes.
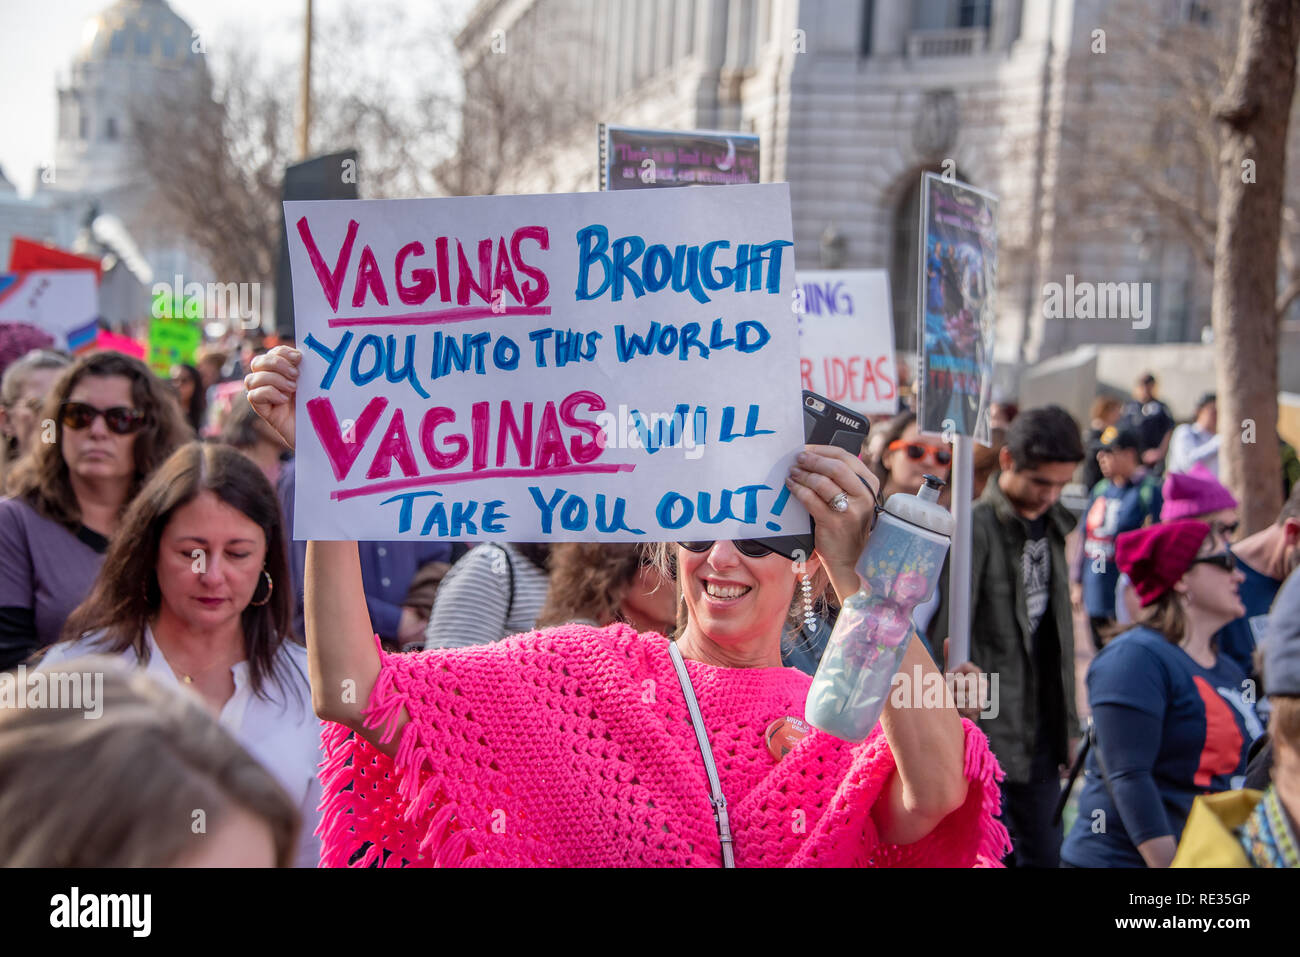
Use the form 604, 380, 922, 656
318, 623, 1011, 867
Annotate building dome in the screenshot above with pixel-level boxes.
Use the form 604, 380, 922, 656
77, 0, 204, 72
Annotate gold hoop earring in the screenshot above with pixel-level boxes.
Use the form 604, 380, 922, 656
249, 569, 273, 607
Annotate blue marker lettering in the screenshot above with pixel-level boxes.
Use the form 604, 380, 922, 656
697, 489, 740, 525
494, 336, 520, 371
655, 325, 679, 356
380, 489, 444, 534
678, 322, 708, 360
701, 241, 732, 291
595, 494, 645, 535
560, 494, 589, 531
449, 500, 479, 537
611, 234, 647, 302
529, 485, 566, 534
385, 334, 429, 399
656, 492, 693, 529
350, 334, 384, 385
469, 331, 492, 374
736, 321, 771, 354
615, 323, 660, 363
482, 500, 509, 533
643, 244, 673, 292
420, 502, 449, 537
671, 245, 708, 303
734, 484, 768, 523
575, 225, 612, 301
304, 331, 354, 390
529, 328, 553, 367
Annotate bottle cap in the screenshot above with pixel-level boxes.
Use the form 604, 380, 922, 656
881, 474, 954, 537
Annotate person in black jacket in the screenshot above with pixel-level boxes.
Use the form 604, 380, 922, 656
928, 406, 1086, 867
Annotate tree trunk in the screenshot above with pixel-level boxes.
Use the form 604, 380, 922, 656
1212, 0, 1300, 534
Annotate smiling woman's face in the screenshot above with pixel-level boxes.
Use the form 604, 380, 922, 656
677, 541, 800, 650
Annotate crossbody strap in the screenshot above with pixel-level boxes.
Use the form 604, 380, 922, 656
489, 543, 516, 622
667, 640, 735, 868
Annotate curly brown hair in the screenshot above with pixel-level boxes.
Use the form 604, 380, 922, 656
534, 543, 649, 629
5, 351, 192, 528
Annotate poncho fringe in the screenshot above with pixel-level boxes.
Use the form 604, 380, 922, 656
316, 625, 1012, 867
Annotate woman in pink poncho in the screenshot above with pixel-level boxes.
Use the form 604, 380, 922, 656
247, 346, 1010, 867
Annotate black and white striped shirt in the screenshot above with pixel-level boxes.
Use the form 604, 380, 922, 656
423, 543, 550, 649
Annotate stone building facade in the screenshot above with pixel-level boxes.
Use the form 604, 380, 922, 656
37, 0, 210, 286
455, 0, 1276, 389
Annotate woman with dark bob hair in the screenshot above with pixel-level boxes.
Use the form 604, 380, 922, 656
247, 346, 1009, 868
42, 442, 323, 867
0, 351, 191, 667
3, 657, 299, 867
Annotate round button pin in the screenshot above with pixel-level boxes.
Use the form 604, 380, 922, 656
765, 715, 811, 761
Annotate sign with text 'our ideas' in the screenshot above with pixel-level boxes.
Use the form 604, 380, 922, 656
795, 270, 897, 417
286, 184, 808, 542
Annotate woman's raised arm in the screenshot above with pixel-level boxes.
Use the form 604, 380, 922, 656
786, 445, 967, 845
304, 540, 401, 753
246, 348, 402, 755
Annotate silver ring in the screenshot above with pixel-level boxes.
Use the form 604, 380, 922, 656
830, 492, 849, 513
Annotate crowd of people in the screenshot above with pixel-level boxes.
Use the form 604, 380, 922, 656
0, 339, 1296, 870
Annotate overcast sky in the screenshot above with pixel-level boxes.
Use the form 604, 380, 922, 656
0, 0, 475, 197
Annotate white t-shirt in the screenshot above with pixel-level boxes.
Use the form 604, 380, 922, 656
1166, 423, 1220, 477
40, 627, 323, 868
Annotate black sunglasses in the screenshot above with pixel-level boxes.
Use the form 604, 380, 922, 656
58, 401, 146, 435
678, 540, 775, 559
1191, 550, 1237, 573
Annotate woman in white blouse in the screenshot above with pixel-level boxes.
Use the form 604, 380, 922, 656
42, 442, 322, 868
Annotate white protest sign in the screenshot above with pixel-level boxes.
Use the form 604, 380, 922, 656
287, 183, 810, 542
795, 269, 897, 416
0, 270, 98, 346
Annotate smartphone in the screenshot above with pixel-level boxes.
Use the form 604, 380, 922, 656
754, 391, 873, 561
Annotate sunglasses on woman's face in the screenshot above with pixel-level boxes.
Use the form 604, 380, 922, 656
678, 540, 776, 559
1191, 550, 1237, 573
58, 401, 146, 435
1212, 520, 1240, 540
888, 439, 952, 467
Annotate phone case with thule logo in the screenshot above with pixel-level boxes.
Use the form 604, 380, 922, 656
754, 391, 872, 561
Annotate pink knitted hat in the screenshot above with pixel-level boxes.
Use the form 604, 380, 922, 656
1116, 520, 1213, 606
1161, 462, 1237, 521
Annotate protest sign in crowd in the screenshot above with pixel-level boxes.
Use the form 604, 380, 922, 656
0, 166, 1294, 876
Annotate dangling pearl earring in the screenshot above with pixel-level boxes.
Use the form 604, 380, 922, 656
801, 572, 817, 632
